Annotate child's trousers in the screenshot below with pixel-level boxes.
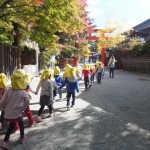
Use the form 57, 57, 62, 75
25, 106, 34, 125
67, 92, 75, 107
4, 120, 24, 141
84, 77, 89, 89
15, 106, 34, 130
38, 105, 53, 116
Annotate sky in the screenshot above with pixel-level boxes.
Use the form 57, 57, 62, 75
86, 0, 150, 29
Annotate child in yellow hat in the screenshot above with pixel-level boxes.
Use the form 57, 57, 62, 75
24, 73, 36, 126
0, 72, 30, 149
14, 70, 35, 131
0, 73, 7, 130
62, 64, 72, 81
81, 64, 91, 90
35, 69, 54, 122
95, 61, 104, 84
54, 66, 63, 101
89, 64, 95, 83
59, 67, 79, 110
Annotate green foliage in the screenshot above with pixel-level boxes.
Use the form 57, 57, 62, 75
116, 37, 144, 51
131, 42, 150, 57
131, 44, 142, 56
0, 0, 87, 50
141, 43, 150, 55
78, 43, 91, 58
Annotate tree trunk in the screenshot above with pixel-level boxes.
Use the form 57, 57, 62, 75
12, 22, 21, 68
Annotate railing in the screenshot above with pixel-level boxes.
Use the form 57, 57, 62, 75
122, 58, 150, 74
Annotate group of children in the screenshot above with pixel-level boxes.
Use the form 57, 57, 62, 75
81, 61, 105, 88
0, 61, 104, 149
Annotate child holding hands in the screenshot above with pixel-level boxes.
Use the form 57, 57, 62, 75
0, 72, 30, 149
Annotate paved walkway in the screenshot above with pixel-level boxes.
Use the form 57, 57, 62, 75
0, 69, 150, 150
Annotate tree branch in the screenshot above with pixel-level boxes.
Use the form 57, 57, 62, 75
0, 0, 14, 9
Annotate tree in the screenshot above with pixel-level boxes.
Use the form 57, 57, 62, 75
116, 36, 144, 51
97, 20, 126, 51
0, 0, 87, 48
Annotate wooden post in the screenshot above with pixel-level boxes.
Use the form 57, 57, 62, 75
74, 56, 78, 67
101, 47, 106, 66
12, 22, 21, 69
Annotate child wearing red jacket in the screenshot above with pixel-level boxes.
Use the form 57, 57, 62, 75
81, 64, 91, 90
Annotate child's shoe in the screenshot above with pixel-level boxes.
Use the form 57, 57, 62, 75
36, 116, 42, 123
18, 135, 27, 144
1, 141, 9, 149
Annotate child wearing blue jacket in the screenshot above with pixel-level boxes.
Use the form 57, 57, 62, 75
59, 67, 79, 110
54, 66, 63, 100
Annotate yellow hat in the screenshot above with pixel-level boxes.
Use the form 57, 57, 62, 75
49, 68, 54, 81
68, 67, 76, 78
0, 73, 7, 88
16, 69, 26, 76
75, 66, 80, 74
65, 64, 71, 72
54, 66, 60, 75
96, 61, 99, 67
83, 64, 89, 70
11, 72, 27, 90
25, 73, 32, 83
41, 69, 51, 80
65, 65, 72, 77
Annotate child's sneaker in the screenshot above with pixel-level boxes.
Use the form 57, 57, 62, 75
36, 116, 42, 123
18, 135, 27, 144
1, 141, 9, 149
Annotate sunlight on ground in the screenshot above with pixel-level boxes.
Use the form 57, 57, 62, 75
121, 123, 150, 138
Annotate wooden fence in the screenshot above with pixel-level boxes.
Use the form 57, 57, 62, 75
0, 44, 20, 80
122, 58, 150, 74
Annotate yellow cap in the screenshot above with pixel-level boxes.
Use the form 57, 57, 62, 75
25, 73, 32, 83
16, 69, 26, 76
68, 67, 76, 78
41, 69, 51, 80
54, 66, 60, 75
49, 68, 54, 81
65, 64, 71, 71
0, 73, 7, 88
83, 64, 89, 70
11, 73, 27, 90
